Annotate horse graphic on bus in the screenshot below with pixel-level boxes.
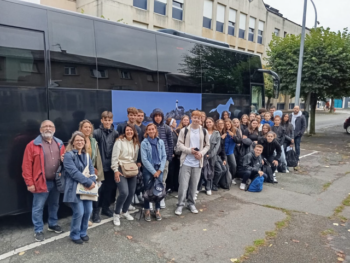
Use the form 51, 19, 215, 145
209, 97, 234, 118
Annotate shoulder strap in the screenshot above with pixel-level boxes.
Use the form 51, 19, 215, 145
202, 128, 207, 146
184, 127, 189, 142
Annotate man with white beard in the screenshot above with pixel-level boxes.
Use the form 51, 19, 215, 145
22, 120, 65, 242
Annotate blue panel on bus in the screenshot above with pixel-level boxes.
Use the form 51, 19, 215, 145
112, 91, 202, 126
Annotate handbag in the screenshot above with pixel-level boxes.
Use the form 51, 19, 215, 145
76, 153, 98, 201
55, 163, 65, 193
121, 162, 139, 178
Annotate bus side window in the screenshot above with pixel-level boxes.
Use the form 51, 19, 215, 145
0, 26, 45, 87
48, 11, 97, 89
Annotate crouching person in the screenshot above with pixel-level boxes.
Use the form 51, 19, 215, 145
237, 144, 265, 190
175, 111, 210, 215
63, 131, 96, 244
141, 123, 167, 222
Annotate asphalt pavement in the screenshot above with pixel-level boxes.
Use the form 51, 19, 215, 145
1, 111, 350, 263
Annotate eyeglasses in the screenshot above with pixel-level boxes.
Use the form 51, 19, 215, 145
41, 125, 55, 129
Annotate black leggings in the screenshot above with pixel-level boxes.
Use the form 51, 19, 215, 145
227, 154, 237, 178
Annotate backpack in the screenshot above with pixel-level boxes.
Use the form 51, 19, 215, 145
143, 178, 166, 203
247, 175, 264, 192
213, 158, 227, 186
219, 165, 232, 189
262, 162, 274, 183
55, 151, 75, 193
286, 148, 298, 167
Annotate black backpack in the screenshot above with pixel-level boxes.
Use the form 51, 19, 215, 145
219, 165, 232, 189
286, 148, 298, 167
262, 158, 274, 184
143, 178, 166, 203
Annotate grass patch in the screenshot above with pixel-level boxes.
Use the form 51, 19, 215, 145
342, 195, 350, 206
245, 246, 256, 254
265, 231, 277, 238
253, 239, 266, 247
334, 205, 344, 215
322, 182, 332, 191
321, 229, 335, 236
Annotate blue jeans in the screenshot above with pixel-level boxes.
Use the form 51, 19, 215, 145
32, 180, 60, 233
294, 136, 302, 161
69, 197, 93, 240
143, 168, 163, 210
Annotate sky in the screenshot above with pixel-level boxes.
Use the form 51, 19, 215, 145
264, 0, 349, 32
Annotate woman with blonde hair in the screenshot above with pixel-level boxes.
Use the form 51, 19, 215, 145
141, 123, 167, 222
222, 119, 239, 180
79, 120, 104, 224
240, 114, 250, 132
216, 119, 225, 135
176, 115, 190, 134
63, 131, 96, 244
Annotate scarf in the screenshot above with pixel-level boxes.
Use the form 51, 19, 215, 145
147, 137, 160, 165
291, 111, 302, 129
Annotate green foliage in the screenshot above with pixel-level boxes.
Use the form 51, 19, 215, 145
266, 27, 350, 100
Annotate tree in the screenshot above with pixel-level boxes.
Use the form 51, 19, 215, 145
266, 27, 350, 134
262, 65, 274, 109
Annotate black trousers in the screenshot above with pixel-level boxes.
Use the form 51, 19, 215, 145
263, 155, 277, 173
99, 170, 117, 210
236, 169, 257, 184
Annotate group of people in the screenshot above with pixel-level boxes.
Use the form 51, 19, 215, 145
21, 105, 306, 244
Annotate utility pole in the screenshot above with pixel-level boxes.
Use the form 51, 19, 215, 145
294, 0, 308, 106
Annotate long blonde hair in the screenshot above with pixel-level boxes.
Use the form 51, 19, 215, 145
78, 119, 94, 137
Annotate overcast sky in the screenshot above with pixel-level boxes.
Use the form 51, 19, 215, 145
264, 0, 349, 32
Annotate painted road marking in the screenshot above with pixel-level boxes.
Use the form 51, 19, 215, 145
299, 151, 318, 159
0, 217, 113, 261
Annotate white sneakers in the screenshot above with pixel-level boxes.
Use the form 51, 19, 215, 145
133, 194, 140, 204
240, 183, 246, 190
232, 178, 237, 185
113, 212, 134, 226
128, 205, 139, 214
113, 214, 120, 226
121, 212, 134, 221
273, 173, 278, 183
206, 190, 212, 196
175, 206, 183, 215
160, 199, 166, 209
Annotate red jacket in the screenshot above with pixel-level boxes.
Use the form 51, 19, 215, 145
22, 135, 65, 193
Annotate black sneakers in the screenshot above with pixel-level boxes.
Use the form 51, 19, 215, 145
48, 225, 63, 234
81, 235, 89, 242
34, 232, 45, 242
101, 208, 113, 218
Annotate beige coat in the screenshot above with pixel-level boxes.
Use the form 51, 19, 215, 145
111, 138, 139, 173
176, 124, 210, 168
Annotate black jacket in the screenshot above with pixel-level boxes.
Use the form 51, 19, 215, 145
93, 124, 119, 172
242, 152, 263, 174
289, 113, 306, 137
271, 125, 285, 146
258, 137, 282, 161
282, 123, 294, 145
243, 129, 259, 142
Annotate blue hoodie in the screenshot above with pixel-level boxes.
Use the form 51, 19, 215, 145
261, 119, 274, 127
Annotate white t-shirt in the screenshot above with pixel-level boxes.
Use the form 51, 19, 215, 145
183, 128, 200, 167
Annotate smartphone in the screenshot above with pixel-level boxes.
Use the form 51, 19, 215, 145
194, 147, 199, 151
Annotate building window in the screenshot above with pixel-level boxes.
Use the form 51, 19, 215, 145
120, 70, 131, 79
20, 62, 39, 73
228, 9, 236, 36
91, 69, 108, 78
146, 74, 154, 82
284, 31, 288, 37
203, 0, 213, 29
133, 21, 148, 29
274, 28, 280, 36
248, 28, 254, 41
154, 0, 166, 15
172, 0, 183, 20
133, 0, 147, 10
248, 17, 255, 42
216, 4, 225, 33
239, 13, 247, 39
258, 21, 264, 44
64, 67, 77, 75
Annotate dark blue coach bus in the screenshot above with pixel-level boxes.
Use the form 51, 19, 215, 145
0, 0, 278, 216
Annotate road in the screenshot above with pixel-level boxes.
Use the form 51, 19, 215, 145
1, 116, 350, 263
314, 109, 349, 131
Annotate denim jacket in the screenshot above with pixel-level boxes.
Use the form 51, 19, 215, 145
63, 150, 96, 203
141, 137, 167, 175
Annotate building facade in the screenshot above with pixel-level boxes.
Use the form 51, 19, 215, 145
37, 0, 307, 108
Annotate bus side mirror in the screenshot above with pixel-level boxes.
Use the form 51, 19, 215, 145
257, 69, 280, 99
